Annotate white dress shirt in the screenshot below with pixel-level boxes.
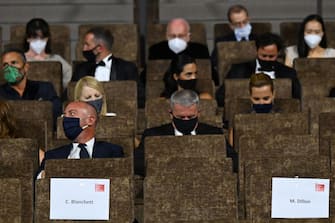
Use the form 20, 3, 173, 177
95, 54, 113, 81
68, 137, 95, 159
255, 59, 276, 79
174, 128, 196, 136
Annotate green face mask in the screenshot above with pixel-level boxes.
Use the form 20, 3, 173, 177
3, 65, 24, 85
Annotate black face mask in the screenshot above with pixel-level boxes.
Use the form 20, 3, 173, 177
177, 79, 197, 90
173, 116, 198, 135
252, 103, 273, 113
82, 50, 96, 62
258, 59, 277, 71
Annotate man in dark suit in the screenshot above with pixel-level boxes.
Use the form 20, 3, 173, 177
134, 90, 237, 176
71, 27, 145, 107
148, 18, 209, 60
211, 5, 255, 85
38, 101, 124, 178
0, 48, 62, 127
216, 32, 301, 106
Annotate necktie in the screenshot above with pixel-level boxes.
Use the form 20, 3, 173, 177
78, 143, 89, 158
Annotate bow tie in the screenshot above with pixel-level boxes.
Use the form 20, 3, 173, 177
95, 56, 113, 67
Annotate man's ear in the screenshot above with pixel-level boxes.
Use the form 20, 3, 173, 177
86, 115, 96, 127
186, 32, 191, 42
23, 62, 29, 74
173, 73, 178, 80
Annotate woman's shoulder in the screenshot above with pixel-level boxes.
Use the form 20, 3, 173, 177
324, 48, 335, 57
285, 45, 298, 54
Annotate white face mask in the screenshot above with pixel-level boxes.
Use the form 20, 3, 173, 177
234, 23, 252, 41
168, 38, 187, 54
30, 39, 47, 54
304, 34, 322, 49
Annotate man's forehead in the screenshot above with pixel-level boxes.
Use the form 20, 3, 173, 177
2, 52, 22, 62
172, 103, 197, 111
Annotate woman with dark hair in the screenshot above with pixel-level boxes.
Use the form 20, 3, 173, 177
24, 18, 72, 89
285, 14, 335, 67
161, 53, 212, 99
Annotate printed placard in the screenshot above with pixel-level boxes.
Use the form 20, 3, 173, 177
271, 177, 329, 218
50, 178, 110, 220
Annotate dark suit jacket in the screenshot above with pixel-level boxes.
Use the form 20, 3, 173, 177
0, 79, 62, 129
210, 32, 257, 85
38, 140, 124, 174
71, 56, 138, 82
134, 123, 237, 176
148, 41, 209, 60
216, 60, 301, 107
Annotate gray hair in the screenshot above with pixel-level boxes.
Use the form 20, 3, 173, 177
170, 90, 199, 109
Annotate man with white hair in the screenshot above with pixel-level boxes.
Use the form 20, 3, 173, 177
148, 18, 209, 59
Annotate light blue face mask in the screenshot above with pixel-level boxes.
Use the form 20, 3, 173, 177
234, 23, 252, 40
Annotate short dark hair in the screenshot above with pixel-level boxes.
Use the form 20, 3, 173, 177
2, 48, 27, 63
24, 18, 52, 53
297, 14, 327, 58
256, 32, 283, 52
86, 27, 114, 51
227, 5, 249, 23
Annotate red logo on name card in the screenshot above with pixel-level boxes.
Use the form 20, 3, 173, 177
315, 183, 325, 192
95, 184, 105, 192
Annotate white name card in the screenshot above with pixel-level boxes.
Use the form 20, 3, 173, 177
271, 177, 329, 218
50, 178, 110, 220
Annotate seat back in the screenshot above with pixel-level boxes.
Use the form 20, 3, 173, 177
226, 98, 301, 126
233, 112, 309, 152
244, 156, 330, 221
145, 98, 221, 128
8, 24, 71, 62
217, 41, 257, 85
7, 100, 53, 149
35, 159, 134, 223
0, 160, 35, 223
0, 178, 22, 223
294, 58, 335, 79
27, 61, 63, 96
144, 157, 237, 222
214, 22, 272, 41
146, 79, 215, 100
319, 112, 335, 157
76, 24, 139, 64
146, 59, 211, 81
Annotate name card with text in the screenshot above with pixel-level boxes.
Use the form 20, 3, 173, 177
50, 178, 110, 220
271, 177, 329, 218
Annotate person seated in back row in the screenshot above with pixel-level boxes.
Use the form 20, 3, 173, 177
216, 32, 301, 107
211, 5, 257, 85
148, 18, 209, 60
38, 101, 124, 178
285, 14, 335, 68
134, 89, 237, 176
0, 48, 62, 128
161, 53, 212, 100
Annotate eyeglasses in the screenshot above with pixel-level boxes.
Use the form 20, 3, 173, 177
231, 19, 249, 28
167, 33, 189, 39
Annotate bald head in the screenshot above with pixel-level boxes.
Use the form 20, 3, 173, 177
166, 18, 191, 42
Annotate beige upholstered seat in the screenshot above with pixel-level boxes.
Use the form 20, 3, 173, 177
8, 24, 71, 62
7, 100, 54, 149
214, 22, 272, 41
144, 157, 237, 222
76, 24, 139, 65
35, 158, 134, 223
216, 41, 257, 85
244, 156, 330, 221
27, 61, 63, 96
293, 58, 335, 78
146, 79, 215, 100
0, 160, 35, 223
233, 112, 309, 152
